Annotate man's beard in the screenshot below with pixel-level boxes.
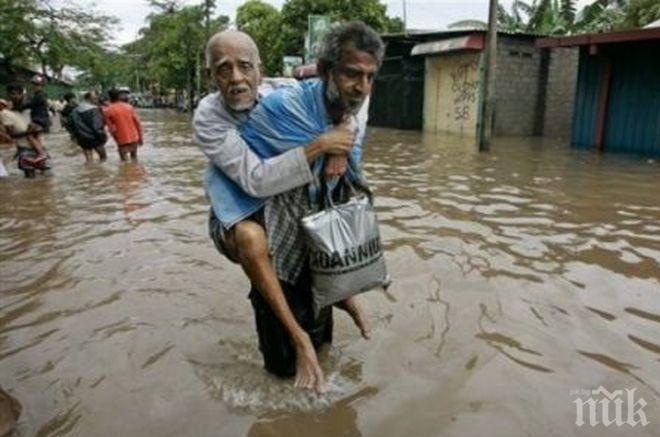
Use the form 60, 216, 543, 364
225, 84, 255, 112
325, 77, 363, 118
227, 100, 254, 112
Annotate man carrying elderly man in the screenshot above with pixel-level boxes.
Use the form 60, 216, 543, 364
194, 21, 383, 393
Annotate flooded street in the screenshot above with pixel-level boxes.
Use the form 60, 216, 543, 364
1, 109, 659, 436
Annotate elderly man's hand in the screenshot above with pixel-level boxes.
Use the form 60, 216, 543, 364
324, 154, 348, 178
312, 124, 353, 153
319, 124, 354, 155
304, 123, 355, 163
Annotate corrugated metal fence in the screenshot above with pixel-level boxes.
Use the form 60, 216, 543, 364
572, 41, 660, 156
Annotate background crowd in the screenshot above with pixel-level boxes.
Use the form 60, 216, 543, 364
0, 76, 143, 178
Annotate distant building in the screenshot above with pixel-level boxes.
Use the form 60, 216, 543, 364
371, 30, 579, 139
0, 58, 74, 98
538, 27, 660, 156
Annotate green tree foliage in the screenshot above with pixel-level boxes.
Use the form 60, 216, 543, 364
385, 16, 405, 33
0, 1, 36, 70
574, 0, 627, 32
236, 0, 283, 76
141, 6, 206, 93
279, 0, 403, 57
623, 0, 660, 27
560, 0, 577, 23
74, 49, 134, 91
497, 0, 636, 34
0, 0, 117, 78
122, 2, 229, 106
497, 0, 573, 34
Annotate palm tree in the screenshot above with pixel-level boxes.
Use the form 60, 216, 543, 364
574, 0, 627, 32
624, 0, 660, 27
497, 0, 571, 34
497, 0, 629, 35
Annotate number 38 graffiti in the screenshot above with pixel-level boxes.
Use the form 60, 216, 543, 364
450, 58, 480, 121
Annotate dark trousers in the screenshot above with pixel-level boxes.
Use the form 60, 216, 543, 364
208, 208, 333, 377
248, 266, 333, 378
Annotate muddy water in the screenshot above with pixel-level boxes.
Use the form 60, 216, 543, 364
1, 110, 659, 437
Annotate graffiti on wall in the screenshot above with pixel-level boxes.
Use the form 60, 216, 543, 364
450, 58, 480, 121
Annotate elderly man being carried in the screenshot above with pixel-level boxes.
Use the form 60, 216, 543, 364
194, 23, 383, 393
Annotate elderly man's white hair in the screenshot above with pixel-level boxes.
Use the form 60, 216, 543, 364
205, 30, 261, 69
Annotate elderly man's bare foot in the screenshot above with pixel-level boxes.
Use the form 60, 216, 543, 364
293, 334, 326, 393
337, 296, 371, 339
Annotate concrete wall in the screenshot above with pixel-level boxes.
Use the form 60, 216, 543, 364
493, 37, 542, 136
423, 51, 481, 136
420, 36, 578, 139
542, 47, 579, 139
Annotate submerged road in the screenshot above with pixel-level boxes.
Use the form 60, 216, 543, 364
1, 109, 659, 436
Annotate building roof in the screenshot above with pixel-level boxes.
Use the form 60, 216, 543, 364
382, 29, 544, 43
0, 56, 73, 86
408, 29, 546, 57
644, 18, 660, 28
536, 26, 660, 48
411, 34, 485, 56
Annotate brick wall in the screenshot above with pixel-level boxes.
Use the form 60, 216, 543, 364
493, 37, 542, 136
542, 47, 579, 139
416, 34, 578, 138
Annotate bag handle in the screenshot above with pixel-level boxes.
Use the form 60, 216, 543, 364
322, 174, 363, 210
324, 177, 337, 209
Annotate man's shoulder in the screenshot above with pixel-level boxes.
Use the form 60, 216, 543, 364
197, 92, 221, 111
103, 103, 117, 114
257, 79, 320, 114
111, 102, 132, 114
261, 79, 318, 99
75, 102, 97, 114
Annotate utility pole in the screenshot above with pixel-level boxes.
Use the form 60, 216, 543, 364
477, 0, 498, 152
402, 0, 407, 32
201, 0, 214, 97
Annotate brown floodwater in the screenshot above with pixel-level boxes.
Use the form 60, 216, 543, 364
1, 109, 659, 436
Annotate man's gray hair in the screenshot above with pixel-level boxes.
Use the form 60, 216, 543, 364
205, 30, 261, 69
317, 21, 385, 71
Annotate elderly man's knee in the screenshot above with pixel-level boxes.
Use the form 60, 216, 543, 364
233, 221, 268, 262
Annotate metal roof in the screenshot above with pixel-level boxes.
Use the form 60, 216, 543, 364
381, 29, 545, 42
411, 34, 485, 56
644, 19, 660, 28
536, 27, 660, 48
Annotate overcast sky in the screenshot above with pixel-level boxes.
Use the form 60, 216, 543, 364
80, 0, 596, 46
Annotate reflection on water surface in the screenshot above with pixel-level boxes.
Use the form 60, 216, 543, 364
1, 111, 659, 436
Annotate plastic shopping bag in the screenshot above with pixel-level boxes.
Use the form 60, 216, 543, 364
301, 181, 390, 314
